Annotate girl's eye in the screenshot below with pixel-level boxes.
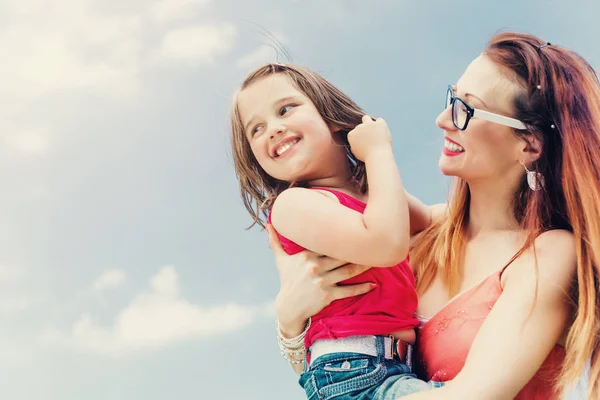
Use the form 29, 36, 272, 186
251, 125, 263, 136
280, 105, 295, 115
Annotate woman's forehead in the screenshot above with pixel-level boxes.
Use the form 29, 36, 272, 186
457, 55, 521, 112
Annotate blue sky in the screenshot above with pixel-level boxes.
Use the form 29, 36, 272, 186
1, 0, 598, 399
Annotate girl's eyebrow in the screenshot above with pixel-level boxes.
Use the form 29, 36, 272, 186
244, 116, 257, 133
244, 96, 301, 132
274, 96, 301, 106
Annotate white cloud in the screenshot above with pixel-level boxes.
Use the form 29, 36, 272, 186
0, 0, 236, 162
92, 269, 127, 292
0, 295, 43, 314
8, 127, 50, 156
0, 0, 233, 101
0, 265, 43, 315
236, 46, 280, 70
151, 0, 212, 24
0, 335, 37, 366
0, 265, 27, 283
157, 24, 236, 64
46, 266, 272, 356
0, 0, 143, 101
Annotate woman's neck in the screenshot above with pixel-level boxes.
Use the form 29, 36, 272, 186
466, 179, 521, 237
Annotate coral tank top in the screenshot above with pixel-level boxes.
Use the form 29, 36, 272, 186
416, 268, 565, 399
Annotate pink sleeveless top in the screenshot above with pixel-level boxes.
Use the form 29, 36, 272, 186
416, 269, 565, 399
269, 188, 419, 349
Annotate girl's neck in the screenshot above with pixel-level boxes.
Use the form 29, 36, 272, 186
307, 173, 365, 200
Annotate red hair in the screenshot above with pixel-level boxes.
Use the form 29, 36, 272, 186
411, 32, 600, 398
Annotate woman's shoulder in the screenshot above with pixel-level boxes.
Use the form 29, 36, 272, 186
534, 229, 576, 258
504, 229, 576, 291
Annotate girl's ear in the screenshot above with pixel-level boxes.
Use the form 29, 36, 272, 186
332, 128, 349, 146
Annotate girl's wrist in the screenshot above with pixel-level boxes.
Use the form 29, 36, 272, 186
276, 315, 309, 338
276, 317, 311, 365
275, 309, 309, 338
363, 145, 394, 164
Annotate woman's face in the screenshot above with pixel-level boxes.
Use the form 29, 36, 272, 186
436, 55, 528, 184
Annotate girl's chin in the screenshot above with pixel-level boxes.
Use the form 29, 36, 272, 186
273, 172, 309, 183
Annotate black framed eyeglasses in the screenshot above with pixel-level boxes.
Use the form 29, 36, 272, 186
445, 85, 526, 131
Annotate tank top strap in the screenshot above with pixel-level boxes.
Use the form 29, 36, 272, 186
499, 246, 527, 278
309, 187, 366, 209
499, 232, 547, 278
267, 187, 345, 222
268, 187, 362, 225
309, 187, 347, 202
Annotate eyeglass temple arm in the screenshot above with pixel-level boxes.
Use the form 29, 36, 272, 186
472, 109, 526, 130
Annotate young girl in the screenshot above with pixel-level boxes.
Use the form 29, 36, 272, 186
230, 63, 436, 399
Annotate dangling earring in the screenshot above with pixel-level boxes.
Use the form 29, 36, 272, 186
520, 161, 544, 191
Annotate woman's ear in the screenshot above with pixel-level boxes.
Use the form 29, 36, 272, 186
520, 135, 543, 164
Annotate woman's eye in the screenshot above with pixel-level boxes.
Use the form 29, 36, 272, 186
280, 105, 295, 115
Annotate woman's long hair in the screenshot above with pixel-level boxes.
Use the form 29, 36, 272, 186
411, 32, 600, 398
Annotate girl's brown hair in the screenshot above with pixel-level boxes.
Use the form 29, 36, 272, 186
411, 32, 600, 398
230, 63, 367, 228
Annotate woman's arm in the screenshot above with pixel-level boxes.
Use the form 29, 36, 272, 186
267, 225, 374, 374
405, 191, 447, 236
403, 229, 577, 400
271, 117, 410, 267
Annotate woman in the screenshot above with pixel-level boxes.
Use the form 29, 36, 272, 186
270, 32, 599, 399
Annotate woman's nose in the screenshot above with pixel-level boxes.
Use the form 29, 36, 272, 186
436, 105, 455, 131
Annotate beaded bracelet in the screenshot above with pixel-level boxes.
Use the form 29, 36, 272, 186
281, 352, 305, 364
276, 317, 311, 349
276, 318, 311, 364
279, 345, 306, 364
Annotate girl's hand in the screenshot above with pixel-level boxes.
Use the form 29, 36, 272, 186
347, 115, 393, 162
267, 224, 375, 337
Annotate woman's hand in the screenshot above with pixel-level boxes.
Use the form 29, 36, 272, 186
267, 224, 375, 338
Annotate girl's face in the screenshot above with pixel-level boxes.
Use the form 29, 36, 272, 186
237, 73, 348, 183
436, 55, 531, 184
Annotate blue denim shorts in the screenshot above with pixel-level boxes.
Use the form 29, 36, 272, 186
299, 336, 436, 400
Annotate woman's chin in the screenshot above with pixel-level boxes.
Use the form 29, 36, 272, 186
438, 159, 459, 177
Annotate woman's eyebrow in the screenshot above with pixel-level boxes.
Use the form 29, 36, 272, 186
465, 92, 488, 108
454, 86, 489, 108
